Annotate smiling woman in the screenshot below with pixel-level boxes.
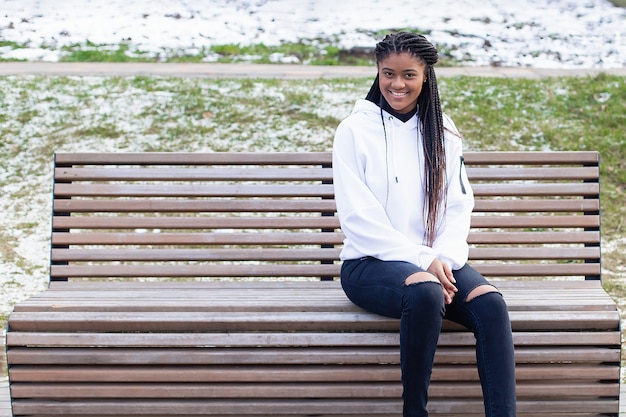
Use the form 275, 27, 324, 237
332, 32, 516, 417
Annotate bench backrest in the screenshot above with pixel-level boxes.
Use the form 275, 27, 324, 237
50, 151, 601, 282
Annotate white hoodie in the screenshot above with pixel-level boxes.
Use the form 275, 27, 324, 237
332, 99, 474, 271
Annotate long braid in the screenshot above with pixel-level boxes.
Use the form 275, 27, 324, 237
370, 32, 446, 247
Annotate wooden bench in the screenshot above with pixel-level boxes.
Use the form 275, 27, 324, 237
5, 151, 620, 416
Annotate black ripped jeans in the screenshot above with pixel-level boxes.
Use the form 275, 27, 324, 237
340, 258, 516, 417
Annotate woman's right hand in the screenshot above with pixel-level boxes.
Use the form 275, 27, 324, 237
428, 258, 457, 304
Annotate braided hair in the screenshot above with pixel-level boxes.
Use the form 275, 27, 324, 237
366, 32, 446, 247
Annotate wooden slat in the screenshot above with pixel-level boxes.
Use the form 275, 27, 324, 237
37, 279, 605, 291
7, 363, 619, 383
12, 297, 617, 314
469, 214, 599, 228
29, 281, 606, 293
8, 381, 619, 400
54, 183, 336, 197
49, 262, 602, 279
7, 346, 619, 365
51, 248, 343, 262
54, 198, 598, 214
24, 278, 610, 303
55, 199, 600, 214
472, 199, 599, 212
462, 151, 599, 165
53, 199, 338, 213
51, 232, 346, 246
51, 231, 597, 246
7, 311, 398, 333
8, 309, 619, 332
6, 331, 620, 348
472, 262, 600, 277
7, 382, 407, 399
11, 294, 616, 314
50, 264, 342, 278
57, 166, 597, 182
55, 182, 598, 198
466, 166, 599, 181
12, 293, 615, 314
467, 231, 599, 244
468, 246, 600, 260
9, 398, 618, 416
55, 167, 333, 181
53, 214, 598, 231
54, 151, 601, 166
471, 182, 598, 196
54, 151, 334, 166
52, 216, 341, 230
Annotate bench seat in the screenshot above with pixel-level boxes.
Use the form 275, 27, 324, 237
5, 151, 620, 416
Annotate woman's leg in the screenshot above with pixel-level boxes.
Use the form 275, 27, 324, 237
445, 264, 517, 417
341, 258, 445, 417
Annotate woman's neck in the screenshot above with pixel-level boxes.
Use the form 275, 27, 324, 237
380, 97, 417, 122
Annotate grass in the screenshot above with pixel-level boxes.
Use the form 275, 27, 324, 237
440, 74, 626, 239
40, 39, 378, 65
1, 36, 460, 66
61, 41, 155, 62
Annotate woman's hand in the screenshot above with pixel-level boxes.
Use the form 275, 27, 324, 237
428, 258, 457, 304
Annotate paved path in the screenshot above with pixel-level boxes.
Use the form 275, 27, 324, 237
1, 62, 625, 78
1, 62, 624, 416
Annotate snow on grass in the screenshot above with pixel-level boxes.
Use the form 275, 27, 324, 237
0, 75, 362, 314
0, 0, 624, 67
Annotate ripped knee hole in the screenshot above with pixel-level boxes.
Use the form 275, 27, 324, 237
465, 284, 500, 302
404, 272, 439, 286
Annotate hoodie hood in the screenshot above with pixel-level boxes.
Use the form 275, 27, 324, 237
365, 74, 382, 104
351, 98, 382, 117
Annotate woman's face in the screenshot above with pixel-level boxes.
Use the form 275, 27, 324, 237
378, 52, 427, 114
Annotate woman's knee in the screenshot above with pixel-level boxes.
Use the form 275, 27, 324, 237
466, 285, 510, 321
402, 275, 444, 316
405, 271, 439, 286
465, 284, 499, 302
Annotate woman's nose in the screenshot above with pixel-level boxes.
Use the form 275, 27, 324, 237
391, 76, 405, 88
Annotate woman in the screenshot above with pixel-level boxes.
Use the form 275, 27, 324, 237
332, 32, 516, 417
